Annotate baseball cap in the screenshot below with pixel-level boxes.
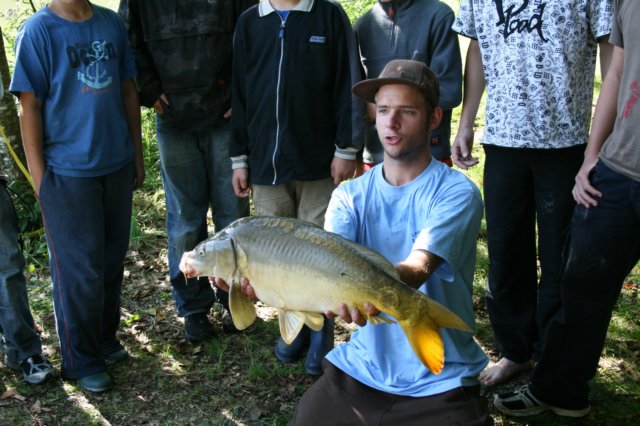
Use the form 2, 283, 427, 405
352, 59, 439, 108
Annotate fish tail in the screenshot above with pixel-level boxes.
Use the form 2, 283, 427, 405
424, 297, 471, 332
401, 318, 445, 374
401, 298, 472, 374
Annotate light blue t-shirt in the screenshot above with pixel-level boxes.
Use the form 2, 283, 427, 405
10, 4, 136, 178
325, 159, 488, 397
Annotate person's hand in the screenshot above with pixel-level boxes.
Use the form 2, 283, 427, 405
212, 277, 257, 301
223, 108, 232, 119
232, 168, 251, 197
572, 157, 602, 208
133, 162, 145, 190
325, 302, 380, 327
451, 126, 479, 170
331, 157, 357, 185
153, 93, 170, 115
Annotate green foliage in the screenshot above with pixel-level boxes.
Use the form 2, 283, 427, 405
338, 0, 376, 22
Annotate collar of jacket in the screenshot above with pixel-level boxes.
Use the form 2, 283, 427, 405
259, 0, 314, 17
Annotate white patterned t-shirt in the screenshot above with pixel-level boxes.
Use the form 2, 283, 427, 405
453, 0, 612, 149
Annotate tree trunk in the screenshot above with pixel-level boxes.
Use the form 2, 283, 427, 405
0, 25, 27, 184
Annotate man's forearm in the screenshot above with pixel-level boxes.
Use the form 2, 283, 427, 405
458, 40, 485, 131
395, 249, 444, 289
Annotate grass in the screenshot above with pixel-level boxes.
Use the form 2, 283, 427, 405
2, 0, 639, 425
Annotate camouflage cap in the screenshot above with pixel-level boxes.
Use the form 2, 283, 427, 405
352, 59, 439, 108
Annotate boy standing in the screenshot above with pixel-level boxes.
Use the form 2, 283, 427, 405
118, 0, 255, 340
10, 0, 144, 392
494, 0, 640, 418
452, 0, 612, 385
354, 0, 462, 169
230, 0, 362, 375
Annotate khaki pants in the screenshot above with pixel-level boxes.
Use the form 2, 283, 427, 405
252, 178, 335, 227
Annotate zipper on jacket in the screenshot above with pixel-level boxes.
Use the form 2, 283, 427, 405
272, 13, 288, 185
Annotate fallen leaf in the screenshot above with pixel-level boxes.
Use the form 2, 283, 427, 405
1, 389, 26, 401
1, 389, 16, 400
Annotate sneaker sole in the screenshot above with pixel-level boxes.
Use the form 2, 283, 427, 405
80, 384, 113, 393
549, 405, 591, 418
494, 402, 548, 417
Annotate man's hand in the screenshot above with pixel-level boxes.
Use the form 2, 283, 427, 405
572, 157, 602, 208
331, 157, 357, 185
212, 277, 257, 301
133, 161, 145, 190
232, 168, 251, 197
325, 302, 380, 327
153, 94, 170, 115
451, 126, 479, 170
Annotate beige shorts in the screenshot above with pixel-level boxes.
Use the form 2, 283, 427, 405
251, 178, 335, 227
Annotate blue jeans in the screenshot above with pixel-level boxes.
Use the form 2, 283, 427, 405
0, 182, 42, 364
483, 145, 583, 363
156, 117, 249, 317
530, 161, 640, 409
39, 163, 133, 378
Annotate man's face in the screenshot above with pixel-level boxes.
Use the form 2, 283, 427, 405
375, 84, 430, 161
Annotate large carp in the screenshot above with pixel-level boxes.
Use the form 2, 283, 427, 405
179, 216, 471, 374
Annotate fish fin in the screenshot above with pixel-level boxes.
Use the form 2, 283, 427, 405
278, 310, 306, 344
425, 298, 472, 332
234, 240, 249, 271
368, 314, 395, 325
228, 281, 257, 330
304, 313, 325, 331
402, 318, 445, 374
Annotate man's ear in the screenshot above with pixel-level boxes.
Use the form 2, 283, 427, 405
429, 106, 443, 130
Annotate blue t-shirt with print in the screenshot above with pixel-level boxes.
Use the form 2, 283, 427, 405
10, 4, 137, 177
325, 159, 488, 397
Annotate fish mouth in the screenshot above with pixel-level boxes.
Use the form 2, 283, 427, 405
179, 251, 202, 279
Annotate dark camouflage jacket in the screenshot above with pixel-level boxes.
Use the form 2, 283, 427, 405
118, 0, 257, 131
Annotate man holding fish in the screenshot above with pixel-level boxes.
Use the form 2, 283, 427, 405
207, 60, 490, 424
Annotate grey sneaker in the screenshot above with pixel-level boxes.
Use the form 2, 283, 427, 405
19, 355, 55, 385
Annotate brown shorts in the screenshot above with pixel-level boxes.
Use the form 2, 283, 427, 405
289, 361, 490, 426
